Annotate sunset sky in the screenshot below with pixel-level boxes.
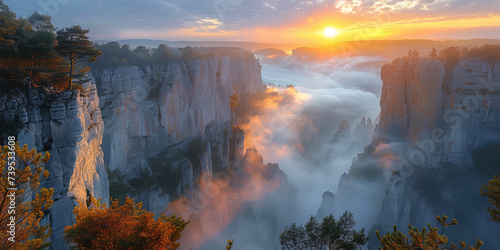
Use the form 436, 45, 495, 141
6, 0, 500, 46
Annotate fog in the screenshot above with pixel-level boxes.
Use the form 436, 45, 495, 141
180, 54, 390, 249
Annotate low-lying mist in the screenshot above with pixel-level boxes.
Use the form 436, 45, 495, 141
174, 54, 389, 249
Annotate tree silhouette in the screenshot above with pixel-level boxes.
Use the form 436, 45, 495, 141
153, 44, 175, 62
280, 211, 368, 250
429, 48, 438, 59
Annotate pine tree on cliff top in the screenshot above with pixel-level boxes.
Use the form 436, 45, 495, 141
56, 25, 101, 90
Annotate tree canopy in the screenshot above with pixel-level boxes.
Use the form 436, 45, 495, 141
481, 174, 500, 223
64, 197, 189, 250
0, 0, 17, 47
280, 211, 368, 250
56, 25, 101, 90
0, 143, 53, 249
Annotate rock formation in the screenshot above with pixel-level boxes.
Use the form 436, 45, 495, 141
337, 56, 500, 247
0, 82, 108, 249
97, 51, 264, 215
331, 120, 351, 144
316, 191, 335, 219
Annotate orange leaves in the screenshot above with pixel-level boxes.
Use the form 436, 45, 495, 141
0, 143, 53, 250
65, 197, 188, 250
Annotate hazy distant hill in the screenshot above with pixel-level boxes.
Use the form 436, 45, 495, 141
93, 39, 298, 50
293, 39, 500, 60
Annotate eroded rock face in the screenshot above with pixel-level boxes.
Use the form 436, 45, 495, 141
376, 57, 500, 168
0, 82, 108, 250
316, 191, 335, 220
98, 51, 264, 215
339, 57, 500, 246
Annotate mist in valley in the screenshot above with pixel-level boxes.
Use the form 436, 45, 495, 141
194, 54, 389, 249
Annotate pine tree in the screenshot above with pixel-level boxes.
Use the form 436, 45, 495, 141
153, 44, 174, 62
27, 11, 54, 32
0, 143, 53, 249
0, 16, 66, 103
0, 0, 17, 47
56, 25, 101, 90
481, 175, 500, 223
280, 211, 368, 250
438, 46, 461, 68
376, 215, 483, 249
429, 47, 438, 59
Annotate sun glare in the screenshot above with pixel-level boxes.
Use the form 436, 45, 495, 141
323, 27, 338, 38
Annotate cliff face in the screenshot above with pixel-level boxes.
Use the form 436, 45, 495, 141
0, 82, 108, 250
377, 57, 500, 167
341, 57, 500, 246
98, 51, 264, 215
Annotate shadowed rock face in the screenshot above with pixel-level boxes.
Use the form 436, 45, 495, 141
1, 82, 108, 250
98, 51, 264, 215
316, 191, 335, 220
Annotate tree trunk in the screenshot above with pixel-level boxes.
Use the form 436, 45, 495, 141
27, 56, 33, 107
68, 53, 74, 90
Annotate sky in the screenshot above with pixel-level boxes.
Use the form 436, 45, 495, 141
6, 0, 500, 46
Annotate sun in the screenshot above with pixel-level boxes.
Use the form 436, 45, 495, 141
323, 27, 338, 38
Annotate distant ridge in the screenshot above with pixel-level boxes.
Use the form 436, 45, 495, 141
92, 39, 299, 50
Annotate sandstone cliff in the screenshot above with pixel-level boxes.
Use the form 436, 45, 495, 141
97, 51, 264, 215
0, 82, 108, 249
337, 56, 500, 247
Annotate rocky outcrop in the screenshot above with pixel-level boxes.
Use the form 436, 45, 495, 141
331, 120, 351, 144
0, 82, 108, 250
354, 116, 374, 144
316, 191, 335, 219
338, 57, 500, 247
98, 51, 264, 215
376, 57, 500, 168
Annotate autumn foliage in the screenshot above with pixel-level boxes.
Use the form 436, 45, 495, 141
64, 197, 188, 250
0, 143, 53, 250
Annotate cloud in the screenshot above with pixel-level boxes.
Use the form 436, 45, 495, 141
6, 0, 500, 40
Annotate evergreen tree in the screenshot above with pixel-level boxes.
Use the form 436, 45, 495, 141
28, 11, 54, 32
0, 15, 66, 101
0, 0, 17, 47
429, 47, 438, 59
133, 45, 150, 59
376, 215, 483, 250
481, 175, 500, 223
280, 211, 368, 250
56, 25, 101, 90
0, 143, 53, 249
180, 46, 201, 62
438, 46, 461, 68
153, 44, 174, 62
